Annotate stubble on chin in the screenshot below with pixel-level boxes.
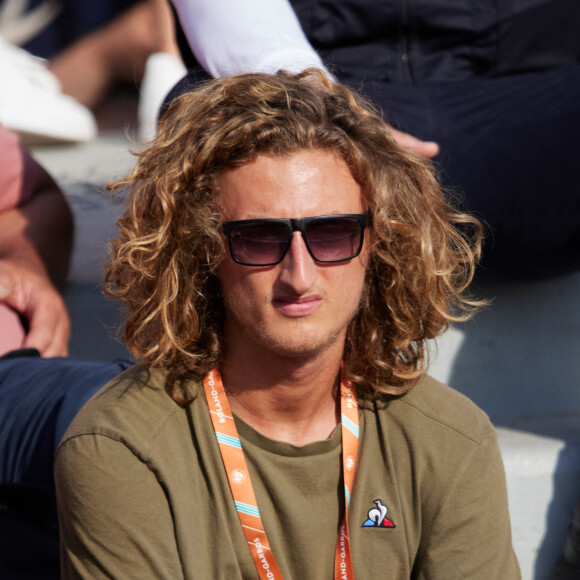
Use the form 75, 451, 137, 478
223, 289, 362, 362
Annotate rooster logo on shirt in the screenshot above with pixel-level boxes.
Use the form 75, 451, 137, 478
362, 499, 396, 528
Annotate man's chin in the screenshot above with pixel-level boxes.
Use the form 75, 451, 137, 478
255, 329, 344, 361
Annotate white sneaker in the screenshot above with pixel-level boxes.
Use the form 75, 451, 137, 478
138, 52, 186, 142
0, 37, 97, 145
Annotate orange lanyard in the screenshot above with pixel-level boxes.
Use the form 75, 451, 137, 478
203, 369, 359, 580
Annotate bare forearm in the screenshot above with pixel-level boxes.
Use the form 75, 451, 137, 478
0, 172, 72, 356
0, 168, 73, 291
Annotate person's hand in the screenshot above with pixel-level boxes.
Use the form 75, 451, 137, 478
298, 70, 440, 158
390, 127, 439, 158
0, 258, 70, 357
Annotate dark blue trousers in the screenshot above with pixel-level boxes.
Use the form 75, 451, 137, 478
0, 350, 132, 579
349, 65, 580, 279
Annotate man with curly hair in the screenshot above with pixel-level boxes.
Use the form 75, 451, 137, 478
55, 69, 520, 579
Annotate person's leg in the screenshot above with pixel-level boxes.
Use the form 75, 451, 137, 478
158, 68, 211, 120
435, 66, 580, 279
0, 352, 133, 578
20, 0, 138, 58
47, 1, 159, 109
351, 66, 580, 280
47, 0, 185, 136
137, 0, 186, 141
0, 352, 133, 491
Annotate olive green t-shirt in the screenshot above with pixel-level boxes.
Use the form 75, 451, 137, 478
55, 364, 520, 579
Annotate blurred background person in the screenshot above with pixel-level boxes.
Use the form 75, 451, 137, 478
0, 122, 71, 356
0, 0, 184, 143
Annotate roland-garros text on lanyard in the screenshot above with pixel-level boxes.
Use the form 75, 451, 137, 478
203, 369, 360, 580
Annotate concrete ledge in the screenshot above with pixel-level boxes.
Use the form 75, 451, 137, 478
497, 419, 580, 579
429, 273, 580, 579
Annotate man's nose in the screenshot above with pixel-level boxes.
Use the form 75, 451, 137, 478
278, 232, 318, 293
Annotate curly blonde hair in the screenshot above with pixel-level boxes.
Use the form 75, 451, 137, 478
105, 69, 483, 404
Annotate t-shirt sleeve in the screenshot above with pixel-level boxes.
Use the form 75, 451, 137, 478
416, 429, 521, 579
55, 434, 185, 579
0, 124, 37, 211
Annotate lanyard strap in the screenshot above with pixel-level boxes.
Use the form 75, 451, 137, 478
203, 369, 359, 580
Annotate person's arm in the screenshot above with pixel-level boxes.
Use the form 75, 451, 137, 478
55, 434, 184, 579
172, 0, 327, 77
417, 429, 521, 579
0, 135, 72, 356
171, 0, 439, 158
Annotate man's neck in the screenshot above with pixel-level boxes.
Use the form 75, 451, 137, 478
220, 347, 343, 446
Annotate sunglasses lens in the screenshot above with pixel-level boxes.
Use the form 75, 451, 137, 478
230, 222, 290, 265
305, 217, 363, 261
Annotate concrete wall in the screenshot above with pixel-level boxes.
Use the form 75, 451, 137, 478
429, 274, 580, 579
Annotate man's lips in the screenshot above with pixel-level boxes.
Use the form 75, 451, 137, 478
272, 295, 322, 317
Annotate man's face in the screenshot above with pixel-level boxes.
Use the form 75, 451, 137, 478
217, 149, 369, 361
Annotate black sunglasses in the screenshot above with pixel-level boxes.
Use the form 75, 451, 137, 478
222, 214, 368, 266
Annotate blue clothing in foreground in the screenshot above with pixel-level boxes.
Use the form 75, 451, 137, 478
0, 350, 132, 579
0, 350, 132, 492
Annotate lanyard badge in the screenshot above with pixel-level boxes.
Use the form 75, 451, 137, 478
203, 369, 359, 580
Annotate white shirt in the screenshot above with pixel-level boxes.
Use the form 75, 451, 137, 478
172, 0, 328, 77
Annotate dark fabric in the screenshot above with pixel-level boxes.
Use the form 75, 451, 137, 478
172, 0, 580, 83
0, 493, 60, 580
158, 66, 211, 120
17, 0, 139, 58
0, 348, 40, 360
0, 352, 133, 579
291, 0, 580, 84
348, 65, 580, 279
0, 353, 133, 491
562, 497, 580, 567
550, 496, 580, 578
